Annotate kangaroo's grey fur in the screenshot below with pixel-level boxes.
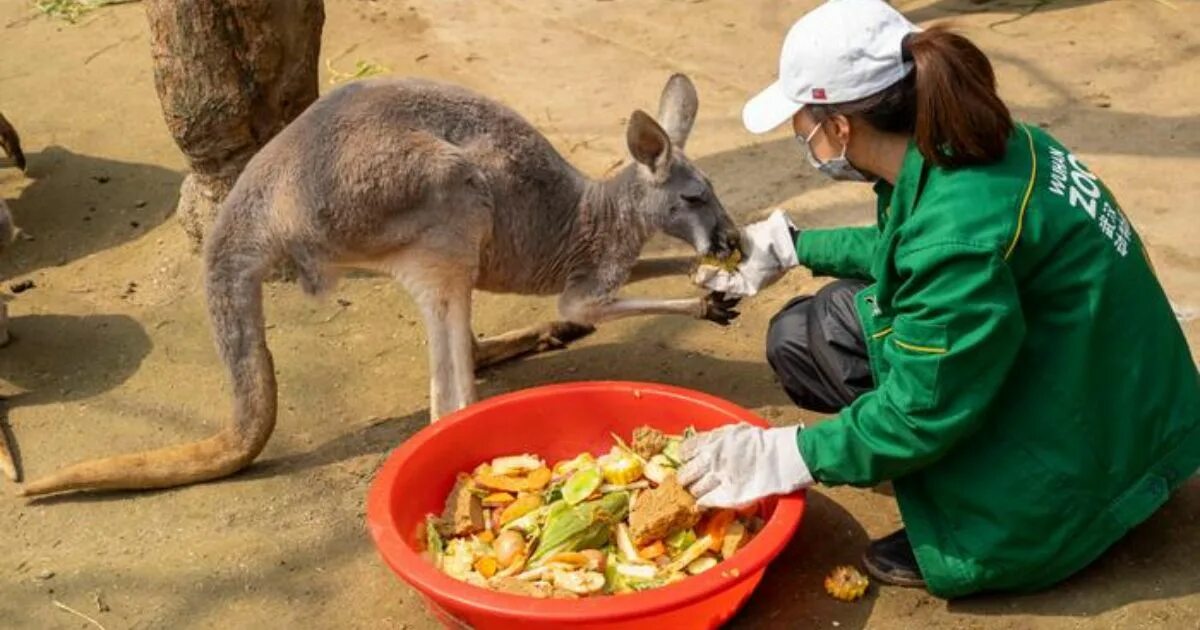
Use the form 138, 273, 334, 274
20, 74, 741, 496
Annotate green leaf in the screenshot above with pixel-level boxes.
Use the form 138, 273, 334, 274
665, 528, 697, 552
425, 517, 445, 568
531, 492, 629, 563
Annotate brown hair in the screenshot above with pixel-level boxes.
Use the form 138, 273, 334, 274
809, 25, 1013, 169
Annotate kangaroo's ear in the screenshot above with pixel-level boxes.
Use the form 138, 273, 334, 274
656, 74, 698, 150
626, 110, 671, 177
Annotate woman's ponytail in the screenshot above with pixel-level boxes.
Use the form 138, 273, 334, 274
906, 26, 1013, 167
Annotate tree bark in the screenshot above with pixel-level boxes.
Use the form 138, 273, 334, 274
145, 0, 324, 250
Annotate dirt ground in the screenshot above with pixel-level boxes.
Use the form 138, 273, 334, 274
0, 0, 1196, 628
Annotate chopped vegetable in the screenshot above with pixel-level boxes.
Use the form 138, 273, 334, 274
637, 540, 666, 560
494, 552, 527, 578
615, 522, 644, 564
562, 465, 604, 505
662, 439, 683, 466
825, 565, 870, 602
580, 549, 606, 572
491, 454, 544, 476
665, 528, 697, 552
442, 538, 478, 581
630, 426, 669, 459
552, 570, 606, 595
598, 481, 650, 494
686, 555, 719, 575
493, 530, 526, 568
552, 453, 596, 477
665, 534, 714, 574
702, 510, 736, 552
531, 492, 629, 564
478, 530, 496, 544
542, 551, 593, 568
426, 517, 445, 568
475, 556, 499, 578
475, 465, 553, 493
643, 458, 671, 485
615, 562, 658, 581
721, 520, 747, 559
499, 494, 543, 525
598, 450, 643, 486
482, 492, 516, 507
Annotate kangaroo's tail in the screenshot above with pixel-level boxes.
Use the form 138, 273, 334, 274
20, 209, 278, 497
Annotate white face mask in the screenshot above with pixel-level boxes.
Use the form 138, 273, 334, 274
799, 122, 876, 183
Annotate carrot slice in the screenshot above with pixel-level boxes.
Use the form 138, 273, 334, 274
483, 492, 516, 507
703, 510, 736, 552
638, 540, 666, 560
474, 556, 499, 578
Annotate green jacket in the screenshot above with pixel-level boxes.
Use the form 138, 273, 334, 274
794, 124, 1200, 598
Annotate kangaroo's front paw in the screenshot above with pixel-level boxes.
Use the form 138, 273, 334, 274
700, 292, 741, 326
537, 321, 597, 351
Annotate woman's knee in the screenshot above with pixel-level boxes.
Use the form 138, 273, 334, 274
766, 296, 812, 368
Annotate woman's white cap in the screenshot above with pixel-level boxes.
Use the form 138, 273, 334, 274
743, 0, 920, 134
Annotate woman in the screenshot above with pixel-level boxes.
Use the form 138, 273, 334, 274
680, 0, 1200, 598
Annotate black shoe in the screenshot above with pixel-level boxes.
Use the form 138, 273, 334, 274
862, 529, 926, 588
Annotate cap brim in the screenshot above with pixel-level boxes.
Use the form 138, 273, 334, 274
742, 81, 803, 134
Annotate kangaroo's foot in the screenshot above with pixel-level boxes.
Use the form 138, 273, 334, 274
473, 321, 596, 372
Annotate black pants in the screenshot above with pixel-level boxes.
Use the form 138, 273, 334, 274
766, 279, 874, 413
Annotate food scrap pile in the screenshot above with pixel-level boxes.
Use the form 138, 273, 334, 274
423, 426, 764, 598
698, 248, 743, 272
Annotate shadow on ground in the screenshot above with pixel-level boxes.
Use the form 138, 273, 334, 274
480, 341, 795, 411
730, 490, 877, 629
0, 313, 151, 408
0, 145, 181, 278
0, 312, 151, 483
903, 0, 1113, 26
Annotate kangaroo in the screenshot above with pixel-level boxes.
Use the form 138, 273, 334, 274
19, 74, 742, 497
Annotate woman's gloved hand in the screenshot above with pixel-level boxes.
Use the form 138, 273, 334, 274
677, 423, 813, 508
692, 209, 800, 297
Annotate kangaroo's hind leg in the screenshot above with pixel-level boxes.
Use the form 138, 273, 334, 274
472, 321, 596, 371
402, 260, 478, 421
388, 202, 489, 420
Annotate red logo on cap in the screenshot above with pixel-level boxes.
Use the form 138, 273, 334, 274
812, 88, 827, 100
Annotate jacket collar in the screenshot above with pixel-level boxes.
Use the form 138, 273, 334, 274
874, 140, 928, 227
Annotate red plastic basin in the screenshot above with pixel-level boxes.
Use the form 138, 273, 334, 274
367, 381, 806, 630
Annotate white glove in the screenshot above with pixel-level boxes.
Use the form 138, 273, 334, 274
677, 423, 813, 509
692, 209, 800, 297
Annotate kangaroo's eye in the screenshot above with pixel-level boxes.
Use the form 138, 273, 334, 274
682, 193, 706, 205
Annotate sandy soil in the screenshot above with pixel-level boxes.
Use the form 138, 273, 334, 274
0, 1, 1196, 628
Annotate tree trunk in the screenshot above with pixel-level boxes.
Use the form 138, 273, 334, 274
145, 0, 324, 250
